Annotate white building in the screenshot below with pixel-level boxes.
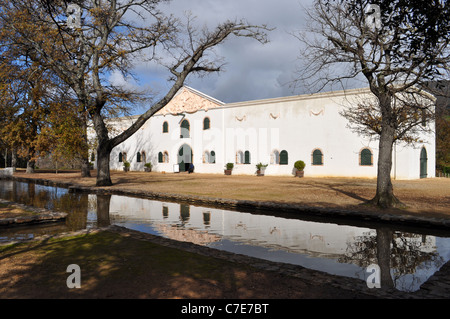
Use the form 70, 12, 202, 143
95, 86, 435, 180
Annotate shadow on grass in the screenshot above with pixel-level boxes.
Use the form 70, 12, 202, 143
0, 230, 360, 299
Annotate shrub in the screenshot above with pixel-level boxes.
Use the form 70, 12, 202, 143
225, 163, 234, 170
294, 160, 305, 171
123, 161, 131, 168
144, 163, 152, 168
256, 162, 268, 170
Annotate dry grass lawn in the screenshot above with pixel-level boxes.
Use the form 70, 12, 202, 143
12, 170, 450, 218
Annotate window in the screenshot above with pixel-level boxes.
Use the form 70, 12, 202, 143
360, 148, 373, 166
203, 151, 210, 164
180, 119, 190, 138
163, 151, 169, 163
204, 150, 216, 164
158, 152, 163, 163
119, 152, 127, 163
203, 117, 210, 130
236, 151, 244, 164
137, 152, 142, 163
141, 151, 146, 163
119, 152, 123, 163
312, 149, 323, 166
244, 151, 251, 164
280, 150, 288, 165
90, 152, 95, 162
163, 121, 169, 133
270, 150, 280, 164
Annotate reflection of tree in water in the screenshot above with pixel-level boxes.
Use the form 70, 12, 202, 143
339, 227, 444, 290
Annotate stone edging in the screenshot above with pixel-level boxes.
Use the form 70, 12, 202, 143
0, 198, 67, 227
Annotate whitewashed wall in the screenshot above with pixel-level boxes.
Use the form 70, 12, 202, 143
90, 87, 435, 180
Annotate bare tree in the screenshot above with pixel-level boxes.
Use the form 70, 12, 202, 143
293, 0, 450, 208
0, 0, 270, 186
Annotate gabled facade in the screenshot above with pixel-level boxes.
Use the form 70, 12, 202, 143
92, 86, 435, 180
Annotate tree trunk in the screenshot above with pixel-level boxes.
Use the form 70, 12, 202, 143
80, 157, 91, 177
369, 94, 403, 209
80, 119, 91, 178
26, 159, 35, 174
96, 144, 113, 186
11, 149, 16, 172
376, 227, 394, 289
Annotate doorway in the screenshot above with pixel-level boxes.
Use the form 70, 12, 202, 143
178, 144, 193, 172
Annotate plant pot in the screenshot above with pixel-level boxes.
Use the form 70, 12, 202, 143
224, 169, 232, 175
123, 167, 130, 172
256, 170, 265, 176
144, 167, 152, 172
295, 170, 304, 177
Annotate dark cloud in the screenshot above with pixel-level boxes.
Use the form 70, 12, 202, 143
128, 0, 315, 104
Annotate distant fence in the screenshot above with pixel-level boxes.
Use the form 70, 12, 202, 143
436, 172, 450, 178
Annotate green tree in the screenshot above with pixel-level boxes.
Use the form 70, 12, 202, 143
0, 0, 270, 186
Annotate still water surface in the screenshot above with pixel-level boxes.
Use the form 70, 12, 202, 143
1, 180, 450, 292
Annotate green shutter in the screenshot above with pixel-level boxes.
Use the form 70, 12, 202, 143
158, 152, 163, 163
181, 120, 190, 138
119, 152, 123, 163
361, 149, 372, 166
210, 151, 216, 164
244, 151, 251, 164
137, 152, 141, 163
163, 121, 168, 133
280, 150, 288, 165
203, 117, 210, 130
420, 148, 428, 178
312, 149, 323, 165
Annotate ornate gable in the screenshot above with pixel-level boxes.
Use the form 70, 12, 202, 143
156, 86, 224, 116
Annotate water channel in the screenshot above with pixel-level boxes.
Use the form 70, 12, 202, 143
1, 179, 450, 293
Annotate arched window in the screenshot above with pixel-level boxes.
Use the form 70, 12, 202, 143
119, 152, 123, 163
203, 117, 210, 130
210, 151, 216, 164
137, 152, 142, 163
203, 151, 210, 164
180, 119, 190, 138
280, 150, 288, 165
163, 121, 169, 133
141, 151, 146, 163
90, 152, 95, 162
270, 150, 280, 164
158, 152, 163, 163
236, 151, 244, 164
163, 151, 169, 163
360, 148, 373, 166
244, 151, 251, 164
122, 152, 127, 162
312, 149, 323, 166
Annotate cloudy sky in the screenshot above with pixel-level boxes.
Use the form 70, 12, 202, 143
121, 0, 366, 108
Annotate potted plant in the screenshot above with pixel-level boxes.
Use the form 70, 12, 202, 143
224, 163, 234, 175
294, 160, 305, 177
256, 162, 268, 176
144, 162, 152, 172
123, 161, 131, 172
